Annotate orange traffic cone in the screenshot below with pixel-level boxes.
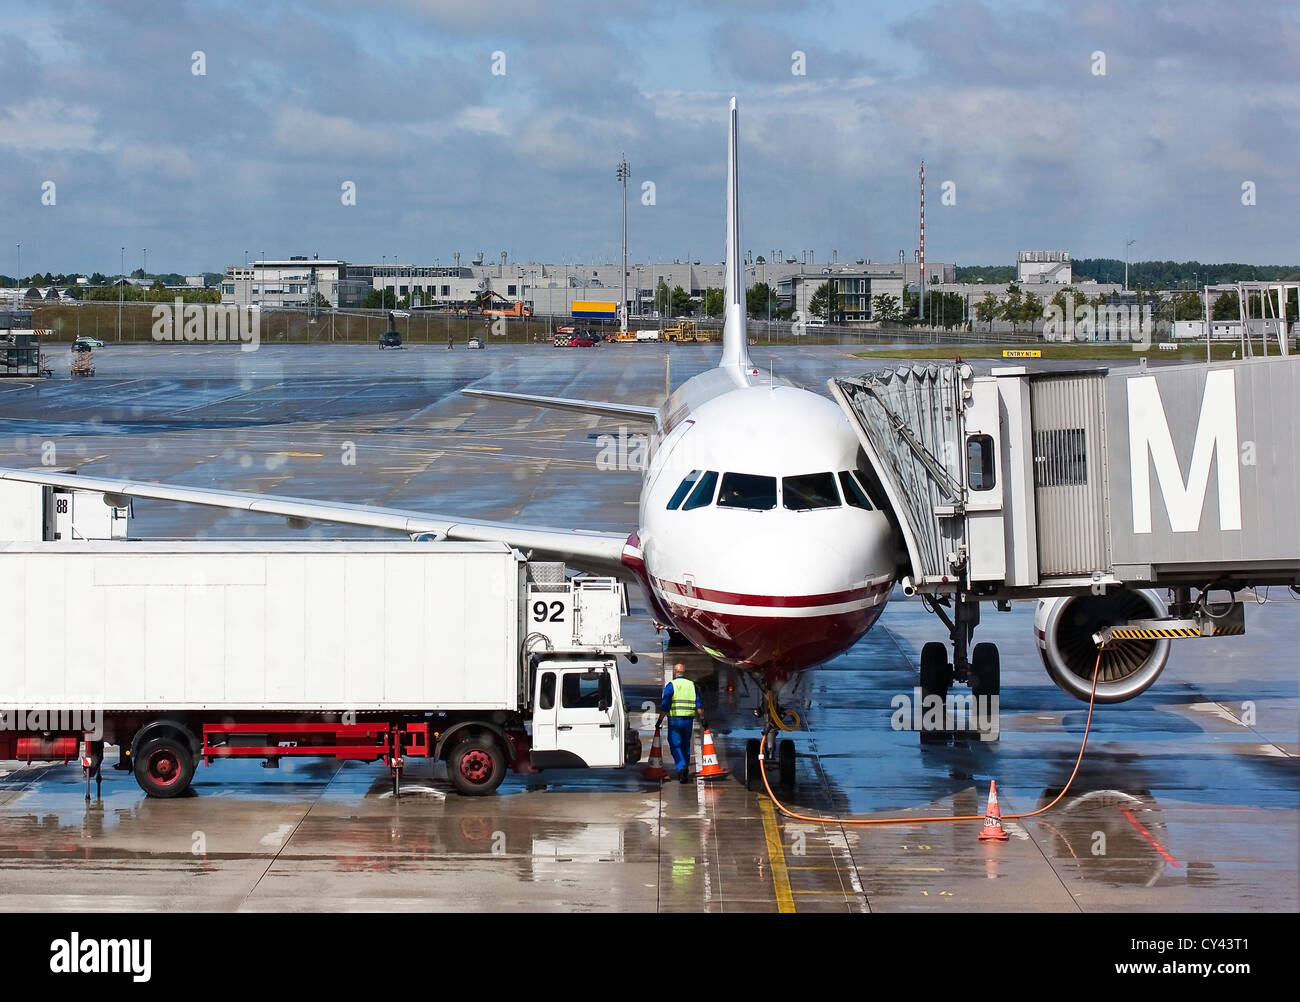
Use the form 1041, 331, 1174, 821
978, 780, 1009, 841
643, 728, 669, 780
695, 728, 727, 781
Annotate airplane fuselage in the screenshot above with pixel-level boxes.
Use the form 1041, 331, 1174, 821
621, 364, 897, 682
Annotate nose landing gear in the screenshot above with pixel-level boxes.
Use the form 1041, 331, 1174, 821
746, 687, 800, 791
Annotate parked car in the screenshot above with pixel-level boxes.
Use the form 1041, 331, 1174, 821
467, 337, 484, 349
569, 332, 596, 348
71, 341, 95, 353
379, 330, 402, 349
73, 337, 105, 349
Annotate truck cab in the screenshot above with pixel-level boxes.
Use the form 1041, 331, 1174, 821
529, 659, 637, 770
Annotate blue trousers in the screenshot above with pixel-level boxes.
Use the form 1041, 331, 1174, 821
666, 717, 694, 773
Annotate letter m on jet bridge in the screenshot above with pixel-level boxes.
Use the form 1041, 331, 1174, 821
1127, 369, 1241, 534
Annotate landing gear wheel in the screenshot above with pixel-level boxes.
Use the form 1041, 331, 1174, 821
919, 642, 950, 745
970, 642, 1001, 742
778, 739, 796, 789
745, 738, 763, 791
970, 643, 1000, 698
447, 736, 505, 796
133, 737, 195, 798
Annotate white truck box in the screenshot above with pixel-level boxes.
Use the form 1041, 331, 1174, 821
0, 540, 522, 712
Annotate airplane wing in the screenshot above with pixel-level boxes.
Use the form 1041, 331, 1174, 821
0, 467, 629, 574
462, 389, 659, 424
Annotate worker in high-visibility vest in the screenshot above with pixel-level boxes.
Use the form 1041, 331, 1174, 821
656, 662, 703, 783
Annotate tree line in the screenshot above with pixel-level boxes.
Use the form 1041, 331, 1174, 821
956, 260, 1300, 288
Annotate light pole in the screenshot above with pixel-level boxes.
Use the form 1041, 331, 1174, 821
15, 244, 19, 288
118, 246, 125, 341
617, 153, 629, 335
244, 250, 248, 306
1125, 238, 1135, 292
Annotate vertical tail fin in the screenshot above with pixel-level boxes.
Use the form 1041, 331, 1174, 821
720, 96, 752, 370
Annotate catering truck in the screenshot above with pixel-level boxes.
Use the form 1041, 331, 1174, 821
0, 538, 640, 798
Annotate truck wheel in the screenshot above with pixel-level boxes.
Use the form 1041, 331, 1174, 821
133, 737, 195, 798
447, 736, 505, 796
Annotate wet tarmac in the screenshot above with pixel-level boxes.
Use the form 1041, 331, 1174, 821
0, 343, 1296, 912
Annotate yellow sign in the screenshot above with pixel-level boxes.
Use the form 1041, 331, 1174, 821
1002, 349, 1041, 358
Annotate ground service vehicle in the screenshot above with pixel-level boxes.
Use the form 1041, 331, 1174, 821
0, 534, 639, 798
480, 291, 532, 317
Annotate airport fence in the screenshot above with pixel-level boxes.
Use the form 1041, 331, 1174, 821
28, 303, 1060, 349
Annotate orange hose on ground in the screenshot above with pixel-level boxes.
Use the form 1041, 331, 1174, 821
759, 650, 1102, 825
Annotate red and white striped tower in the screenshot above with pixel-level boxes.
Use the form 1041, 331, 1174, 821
918, 160, 926, 321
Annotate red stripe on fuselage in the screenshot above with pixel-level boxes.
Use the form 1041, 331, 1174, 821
651, 576, 890, 609
665, 601, 889, 682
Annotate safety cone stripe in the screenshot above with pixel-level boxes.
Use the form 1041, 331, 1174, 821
978, 779, 1008, 841
696, 728, 727, 780
643, 727, 669, 780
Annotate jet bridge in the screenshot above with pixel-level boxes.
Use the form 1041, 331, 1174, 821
829, 355, 1300, 716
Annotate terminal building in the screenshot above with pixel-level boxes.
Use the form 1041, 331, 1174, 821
220, 254, 955, 319
1017, 250, 1072, 284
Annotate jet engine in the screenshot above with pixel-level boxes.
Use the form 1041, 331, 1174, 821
1034, 588, 1171, 703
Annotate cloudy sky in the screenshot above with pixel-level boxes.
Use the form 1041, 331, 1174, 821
2, 0, 1296, 277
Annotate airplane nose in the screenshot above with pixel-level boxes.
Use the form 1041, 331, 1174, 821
658, 524, 893, 677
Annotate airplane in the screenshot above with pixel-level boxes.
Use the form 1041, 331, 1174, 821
0, 98, 897, 785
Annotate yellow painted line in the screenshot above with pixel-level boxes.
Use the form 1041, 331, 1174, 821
792, 889, 867, 895
456, 445, 503, 451
758, 797, 795, 913
271, 452, 323, 457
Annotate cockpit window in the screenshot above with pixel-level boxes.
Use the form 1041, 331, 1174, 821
667, 470, 701, 510
783, 472, 841, 511
839, 471, 874, 510
717, 472, 777, 510
682, 470, 719, 510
